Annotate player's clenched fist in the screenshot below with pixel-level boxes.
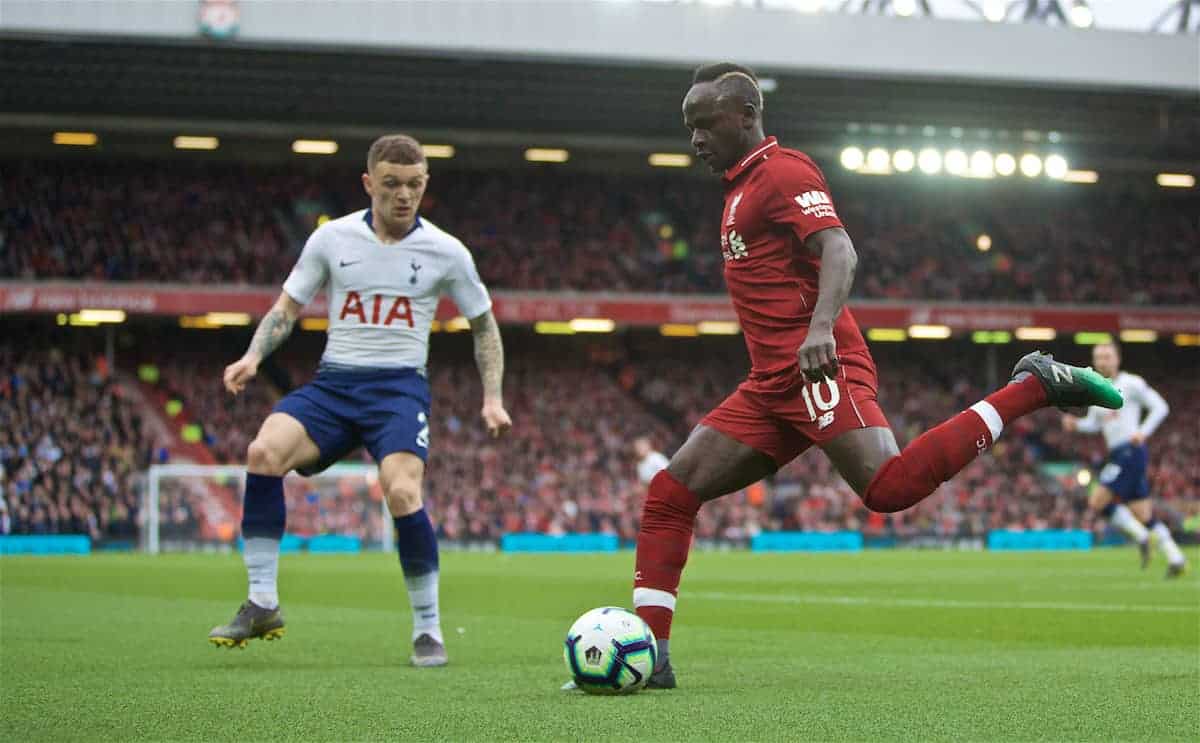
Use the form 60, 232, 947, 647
797, 325, 839, 382
481, 399, 512, 438
223, 355, 259, 395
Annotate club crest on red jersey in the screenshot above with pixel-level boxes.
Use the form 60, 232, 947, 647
725, 192, 744, 227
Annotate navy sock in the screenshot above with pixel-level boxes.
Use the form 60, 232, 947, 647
242, 473, 285, 540
394, 508, 439, 578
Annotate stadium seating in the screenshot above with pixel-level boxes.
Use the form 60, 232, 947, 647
5, 160, 1198, 303
0, 345, 153, 541
4, 333, 1196, 544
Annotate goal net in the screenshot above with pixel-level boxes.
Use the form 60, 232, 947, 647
143, 463, 389, 554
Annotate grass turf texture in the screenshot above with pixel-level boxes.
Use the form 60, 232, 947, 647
2, 549, 1197, 742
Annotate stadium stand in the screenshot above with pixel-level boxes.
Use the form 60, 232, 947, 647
0, 345, 154, 541
4, 331, 1195, 545
4, 160, 1198, 303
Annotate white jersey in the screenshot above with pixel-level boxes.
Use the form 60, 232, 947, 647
282, 210, 491, 370
636, 450, 670, 485
1075, 371, 1169, 451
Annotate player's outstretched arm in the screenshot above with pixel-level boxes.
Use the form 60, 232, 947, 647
223, 292, 303, 395
797, 227, 857, 382
1064, 406, 1101, 434
468, 310, 512, 438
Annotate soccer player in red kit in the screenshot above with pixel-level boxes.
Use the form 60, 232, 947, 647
622, 63, 1123, 690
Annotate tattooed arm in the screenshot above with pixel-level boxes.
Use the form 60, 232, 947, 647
222, 292, 303, 395
468, 310, 511, 437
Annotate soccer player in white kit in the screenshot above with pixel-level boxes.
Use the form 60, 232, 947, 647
1063, 343, 1185, 578
208, 134, 512, 662
633, 437, 670, 486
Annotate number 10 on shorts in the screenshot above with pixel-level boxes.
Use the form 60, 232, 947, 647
801, 379, 840, 427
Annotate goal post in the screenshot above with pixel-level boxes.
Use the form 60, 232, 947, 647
144, 463, 388, 554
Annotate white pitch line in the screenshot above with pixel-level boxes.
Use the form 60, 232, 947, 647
689, 591, 1199, 614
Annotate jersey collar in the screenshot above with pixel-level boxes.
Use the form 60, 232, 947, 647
722, 137, 779, 183
363, 208, 423, 238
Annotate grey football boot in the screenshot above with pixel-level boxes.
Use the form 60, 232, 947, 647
1011, 351, 1123, 411
411, 633, 448, 667
208, 601, 285, 648
645, 662, 678, 689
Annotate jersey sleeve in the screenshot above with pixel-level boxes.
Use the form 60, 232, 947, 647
281, 227, 330, 305
444, 242, 493, 319
765, 156, 845, 242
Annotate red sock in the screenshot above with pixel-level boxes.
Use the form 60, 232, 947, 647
863, 375, 1047, 513
633, 470, 701, 641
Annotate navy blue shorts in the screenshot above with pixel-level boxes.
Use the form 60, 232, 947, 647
1097, 443, 1150, 503
274, 367, 431, 476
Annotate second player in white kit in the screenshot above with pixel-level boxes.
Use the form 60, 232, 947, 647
209, 134, 513, 660
1064, 343, 1185, 578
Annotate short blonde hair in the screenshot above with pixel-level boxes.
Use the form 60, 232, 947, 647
367, 134, 425, 171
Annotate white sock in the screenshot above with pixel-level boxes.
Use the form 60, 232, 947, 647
405, 571, 442, 643
1152, 522, 1186, 566
1110, 505, 1149, 544
244, 536, 280, 610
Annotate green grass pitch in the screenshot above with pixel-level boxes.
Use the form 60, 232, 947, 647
2, 549, 1197, 742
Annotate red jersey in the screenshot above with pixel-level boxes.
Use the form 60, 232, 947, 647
719, 137, 867, 379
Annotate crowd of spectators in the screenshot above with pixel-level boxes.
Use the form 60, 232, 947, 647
422, 357, 673, 542
5, 160, 1197, 304
3, 331, 1197, 546
3, 161, 304, 284
609, 339, 1200, 541
0, 345, 155, 541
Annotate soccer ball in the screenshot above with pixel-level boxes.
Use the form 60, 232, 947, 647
563, 606, 657, 695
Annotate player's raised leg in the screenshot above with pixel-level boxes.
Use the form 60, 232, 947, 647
208, 412, 321, 648
823, 352, 1122, 513
1129, 498, 1188, 578
379, 450, 448, 666
633, 424, 777, 688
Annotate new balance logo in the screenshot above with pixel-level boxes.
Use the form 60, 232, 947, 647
976, 435, 989, 454
1050, 363, 1072, 384
817, 411, 836, 430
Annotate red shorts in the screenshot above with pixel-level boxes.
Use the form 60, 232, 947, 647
700, 349, 891, 467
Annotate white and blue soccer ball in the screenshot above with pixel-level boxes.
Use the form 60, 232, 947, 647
563, 607, 657, 695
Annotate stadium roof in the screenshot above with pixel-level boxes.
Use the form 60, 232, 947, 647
2, 36, 1197, 169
